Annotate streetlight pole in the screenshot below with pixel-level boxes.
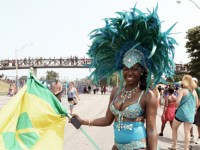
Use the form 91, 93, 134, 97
177, 0, 200, 10
15, 43, 33, 92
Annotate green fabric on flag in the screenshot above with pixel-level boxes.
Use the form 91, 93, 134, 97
26, 75, 67, 116
18, 132, 39, 148
3, 132, 22, 150
17, 112, 32, 130
0, 73, 67, 149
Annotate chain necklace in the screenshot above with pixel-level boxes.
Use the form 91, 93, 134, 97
121, 86, 138, 103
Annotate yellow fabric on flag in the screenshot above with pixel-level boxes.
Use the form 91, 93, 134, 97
0, 86, 27, 133
0, 74, 68, 150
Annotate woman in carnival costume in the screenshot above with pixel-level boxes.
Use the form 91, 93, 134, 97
75, 4, 177, 150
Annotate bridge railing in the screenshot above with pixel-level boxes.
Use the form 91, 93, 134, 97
0, 58, 189, 73
0, 58, 92, 70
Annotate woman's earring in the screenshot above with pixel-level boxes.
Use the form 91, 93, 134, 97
141, 72, 143, 75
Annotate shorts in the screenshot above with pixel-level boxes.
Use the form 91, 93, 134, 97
68, 98, 74, 101
194, 108, 200, 125
175, 116, 184, 122
68, 97, 78, 105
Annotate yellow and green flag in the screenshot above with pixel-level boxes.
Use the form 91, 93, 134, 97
0, 74, 68, 150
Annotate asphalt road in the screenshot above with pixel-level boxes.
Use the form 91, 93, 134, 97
1, 93, 200, 150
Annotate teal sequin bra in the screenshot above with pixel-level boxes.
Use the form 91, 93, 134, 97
110, 91, 145, 130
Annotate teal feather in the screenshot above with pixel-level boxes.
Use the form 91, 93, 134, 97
148, 42, 157, 59
164, 22, 178, 35
87, 4, 177, 88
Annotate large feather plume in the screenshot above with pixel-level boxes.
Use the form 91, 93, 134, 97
87, 4, 178, 88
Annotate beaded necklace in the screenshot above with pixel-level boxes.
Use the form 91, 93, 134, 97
121, 86, 138, 103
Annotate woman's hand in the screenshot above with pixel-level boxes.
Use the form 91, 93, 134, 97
70, 114, 86, 125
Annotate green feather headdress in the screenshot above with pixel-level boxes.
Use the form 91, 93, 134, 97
87, 4, 177, 88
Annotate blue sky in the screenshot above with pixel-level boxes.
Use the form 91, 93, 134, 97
0, 0, 199, 80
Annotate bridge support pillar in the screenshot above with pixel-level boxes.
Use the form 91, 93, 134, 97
31, 67, 37, 77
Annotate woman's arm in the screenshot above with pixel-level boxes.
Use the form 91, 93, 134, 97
76, 87, 119, 127
145, 91, 158, 150
75, 88, 80, 100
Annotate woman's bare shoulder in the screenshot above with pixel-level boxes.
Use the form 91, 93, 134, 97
144, 90, 157, 103
142, 90, 157, 110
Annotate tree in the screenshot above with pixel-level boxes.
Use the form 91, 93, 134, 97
185, 25, 200, 81
173, 74, 184, 82
98, 73, 119, 87
46, 70, 59, 81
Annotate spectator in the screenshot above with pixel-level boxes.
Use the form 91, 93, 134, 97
170, 75, 198, 150
159, 87, 177, 137
190, 78, 200, 144
67, 82, 80, 114
51, 79, 63, 102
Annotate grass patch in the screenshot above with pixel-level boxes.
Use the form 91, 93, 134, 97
0, 80, 9, 95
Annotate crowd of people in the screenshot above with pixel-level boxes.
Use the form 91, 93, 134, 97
1, 4, 199, 150
82, 85, 111, 94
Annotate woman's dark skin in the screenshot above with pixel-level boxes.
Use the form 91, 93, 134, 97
75, 63, 158, 150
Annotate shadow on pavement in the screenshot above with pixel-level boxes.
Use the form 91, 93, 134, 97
158, 136, 172, 143
190, 144, 200, 150
159, 136, 185, 144
158, 136, 200, 150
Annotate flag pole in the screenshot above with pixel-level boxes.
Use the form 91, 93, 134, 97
79, 127, 101, 150
66, 114, 100, 150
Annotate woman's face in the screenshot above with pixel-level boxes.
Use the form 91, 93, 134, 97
123, 63, 143, 86
70, 82, 74, 87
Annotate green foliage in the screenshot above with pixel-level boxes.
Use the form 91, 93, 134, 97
99, 78, 107, 86
186, 25, 200, 81
46, 70, 59, 81
173, 74, 184, 82
0, 80, 9, 94
98, 73, 119, 87
110, 73, 120, 87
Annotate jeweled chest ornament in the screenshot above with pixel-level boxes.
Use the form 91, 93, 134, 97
121, 86, 138, 102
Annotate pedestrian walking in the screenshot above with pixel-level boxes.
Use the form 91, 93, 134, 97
170, 75, 198, 150
88, 85, 91, 94
92, 85, 96, 94
159, 86, 177, 136
190, 78, 200, 144
67, 82, 80, 114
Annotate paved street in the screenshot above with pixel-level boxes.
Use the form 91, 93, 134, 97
1, 94, 200, 150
